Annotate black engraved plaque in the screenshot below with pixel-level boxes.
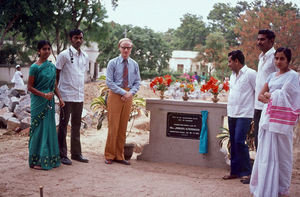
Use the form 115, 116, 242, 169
167, 112, 202, 139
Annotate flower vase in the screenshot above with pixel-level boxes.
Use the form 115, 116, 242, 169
182, 92, 189, 101
160, 90, 165, 100
211, 94, 219, 103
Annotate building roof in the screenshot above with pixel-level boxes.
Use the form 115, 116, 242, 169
171, 50, 199, 59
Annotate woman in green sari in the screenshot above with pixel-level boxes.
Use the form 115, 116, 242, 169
27, 40, 65, 170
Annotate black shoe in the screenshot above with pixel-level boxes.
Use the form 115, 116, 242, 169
240, 178, 250, 184
71, 155, 89, 163
61, 157, 72, 165
114, 159, 130, 165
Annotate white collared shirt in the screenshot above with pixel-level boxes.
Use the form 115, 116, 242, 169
56, 46, 89, 102
255, 47, 277, 110
227, 65, 257, 118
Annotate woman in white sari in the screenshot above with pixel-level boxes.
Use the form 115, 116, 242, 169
250, 47, 300, 197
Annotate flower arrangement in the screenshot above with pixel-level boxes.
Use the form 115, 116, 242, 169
150, 75, 173, 93
200, 76, 229, 95
180, 82, 195, 93
150, 75, 173, 99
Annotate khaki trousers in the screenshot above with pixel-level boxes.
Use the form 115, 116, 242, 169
105, 89, 132, 160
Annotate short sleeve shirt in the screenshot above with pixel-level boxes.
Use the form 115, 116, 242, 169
56, 46, 89, 102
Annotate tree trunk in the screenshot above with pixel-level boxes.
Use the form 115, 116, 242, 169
0, 15, 20, 50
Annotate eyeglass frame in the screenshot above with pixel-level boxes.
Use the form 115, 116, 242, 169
120, 46, 132, 50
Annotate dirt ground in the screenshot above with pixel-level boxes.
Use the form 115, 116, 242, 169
0, 81, 299, 197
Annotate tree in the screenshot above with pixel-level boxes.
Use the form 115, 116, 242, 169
97, 23, 172, 75
207, 0, 299, 48
0, 0, 55, 50
234, 7, 300, 70
195, 32, 230, 79
170, 13, 209, 50
207, 1, 250, 46
0, 0, 118, 64
38, 0, 108, 56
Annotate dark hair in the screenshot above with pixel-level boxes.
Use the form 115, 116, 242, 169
37, 40, 51, 50
258, 29, 276, 40
228, 50, 245, 65
275, 47, 292, 63
69, 29, 83, 38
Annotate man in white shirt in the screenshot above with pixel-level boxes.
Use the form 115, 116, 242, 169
56, 29, 89, 165
254, 29, 277, 150
11, 64, 24, 90
223, 50, 256, 184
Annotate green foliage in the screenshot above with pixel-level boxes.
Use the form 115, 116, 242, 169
0, 0, 56, 49
168, 13, 209, 50
97, 23, 172, 73
140, 69, 182, 80
195, 32, 230, 79
207, 1, 250, 46
0, 42, 35, 65
216, 121, 256, 158
251, 0, 299, 15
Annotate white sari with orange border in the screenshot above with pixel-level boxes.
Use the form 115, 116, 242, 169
250, 70, 300, 197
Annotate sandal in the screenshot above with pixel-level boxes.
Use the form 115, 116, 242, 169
105, 159, 113, 164
222, 174, 238, 180
30, 165, 43, 170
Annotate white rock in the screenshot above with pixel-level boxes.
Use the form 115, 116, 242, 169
0, 112, 14, 127
20, 117, 31, 129
6, 117, 21, 131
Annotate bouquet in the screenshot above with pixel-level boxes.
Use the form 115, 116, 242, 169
200, 76, 229, 95
180, 82, 195, 93
150, 75, 173, 93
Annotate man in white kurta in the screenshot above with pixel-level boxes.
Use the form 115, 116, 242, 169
223, 50, 256, 181
254, 29, 277, 150
11, 65, 24, 90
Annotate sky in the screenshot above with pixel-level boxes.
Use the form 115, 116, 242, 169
102, 0, 299, 32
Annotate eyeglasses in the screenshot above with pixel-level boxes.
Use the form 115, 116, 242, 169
121, 46, 132, 50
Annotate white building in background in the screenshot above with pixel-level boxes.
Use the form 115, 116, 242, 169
169, 50, 201, 73
1, 42, 100, 85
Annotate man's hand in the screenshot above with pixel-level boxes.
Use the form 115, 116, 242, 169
121, 92, 133, 102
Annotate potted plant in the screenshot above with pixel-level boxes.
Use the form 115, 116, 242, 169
216, 121, 256, 166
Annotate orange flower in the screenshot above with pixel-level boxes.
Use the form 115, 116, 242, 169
150, 75, 173, 93
223, 81, 229, 92
200, 76, 229, 94
157, 77, 163, 84
211, 84, 219, 94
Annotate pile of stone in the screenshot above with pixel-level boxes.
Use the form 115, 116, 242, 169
0, 85, 31, 132
0, 85, 94, 134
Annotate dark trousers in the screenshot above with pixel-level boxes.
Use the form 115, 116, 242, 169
58, 101, 83, 158
253, 109, 262, 150
228, 117, 252, 177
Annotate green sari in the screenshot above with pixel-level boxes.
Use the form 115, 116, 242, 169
28, 60, 60, 170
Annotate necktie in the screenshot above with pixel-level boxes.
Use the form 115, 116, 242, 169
122, 59, 128, 88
